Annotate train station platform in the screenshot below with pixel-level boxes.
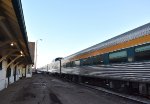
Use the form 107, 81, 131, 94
0, 74, 144, 104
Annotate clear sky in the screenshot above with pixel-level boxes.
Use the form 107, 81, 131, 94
22, 0, 150, 68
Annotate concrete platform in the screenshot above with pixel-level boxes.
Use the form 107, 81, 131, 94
0, 74, 144, 104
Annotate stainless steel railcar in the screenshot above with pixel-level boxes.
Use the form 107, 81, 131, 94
50, 23, 150, 97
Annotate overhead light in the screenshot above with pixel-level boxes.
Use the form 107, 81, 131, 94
21, 54, 23, 56
10, 42, 14, 46
20, 51, 23, 54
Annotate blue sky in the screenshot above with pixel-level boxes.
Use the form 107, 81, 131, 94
22, 0, 150, 68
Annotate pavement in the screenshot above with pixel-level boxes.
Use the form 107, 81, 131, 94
0, 74, 145, 104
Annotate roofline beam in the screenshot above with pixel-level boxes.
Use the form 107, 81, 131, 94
0, 49, 17, 63
6, 55, 22, 68
0, 16, 14, 39
13, 61, 22, 68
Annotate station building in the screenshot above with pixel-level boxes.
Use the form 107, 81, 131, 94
0, 0, 35, 90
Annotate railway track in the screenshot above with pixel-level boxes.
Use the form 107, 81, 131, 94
79, 83, 150, 104
53, 75, 150, 104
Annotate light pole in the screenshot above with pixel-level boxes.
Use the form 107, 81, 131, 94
59, 59, 61, 75
35, 39, 42, 72
47, 64, 49, 72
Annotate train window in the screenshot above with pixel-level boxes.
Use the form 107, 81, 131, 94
135, 44, 150, 61
92, 56, 97, 65
74, 60, 80, 66
109, 50, 127, 63
92, 55, 102, 65
135, 44, 150, 52
109, 50, 127, 59
82, 58, 87, 66
86, 57, 91, 65
66, 62, 72, 67
95, 55, 100, 64
66, 63, 69, 67
70, 61, 73, 67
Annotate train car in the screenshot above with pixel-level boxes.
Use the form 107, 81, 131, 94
50, 23, 150, 97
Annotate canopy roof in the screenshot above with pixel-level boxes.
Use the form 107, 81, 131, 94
0, 0, 33, 65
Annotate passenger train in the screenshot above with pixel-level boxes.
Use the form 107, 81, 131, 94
49, 23, 150, 97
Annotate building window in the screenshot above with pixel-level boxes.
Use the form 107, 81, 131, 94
28, 68, 30, 74
6, 67, 11, 78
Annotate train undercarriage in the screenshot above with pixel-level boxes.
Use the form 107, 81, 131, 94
51, 73, 150, 99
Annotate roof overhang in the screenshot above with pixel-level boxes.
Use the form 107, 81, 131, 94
0, 0, 34, 65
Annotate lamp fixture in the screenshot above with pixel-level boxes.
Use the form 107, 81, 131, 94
10, 42, 14, 46
20, 51, 23, 54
